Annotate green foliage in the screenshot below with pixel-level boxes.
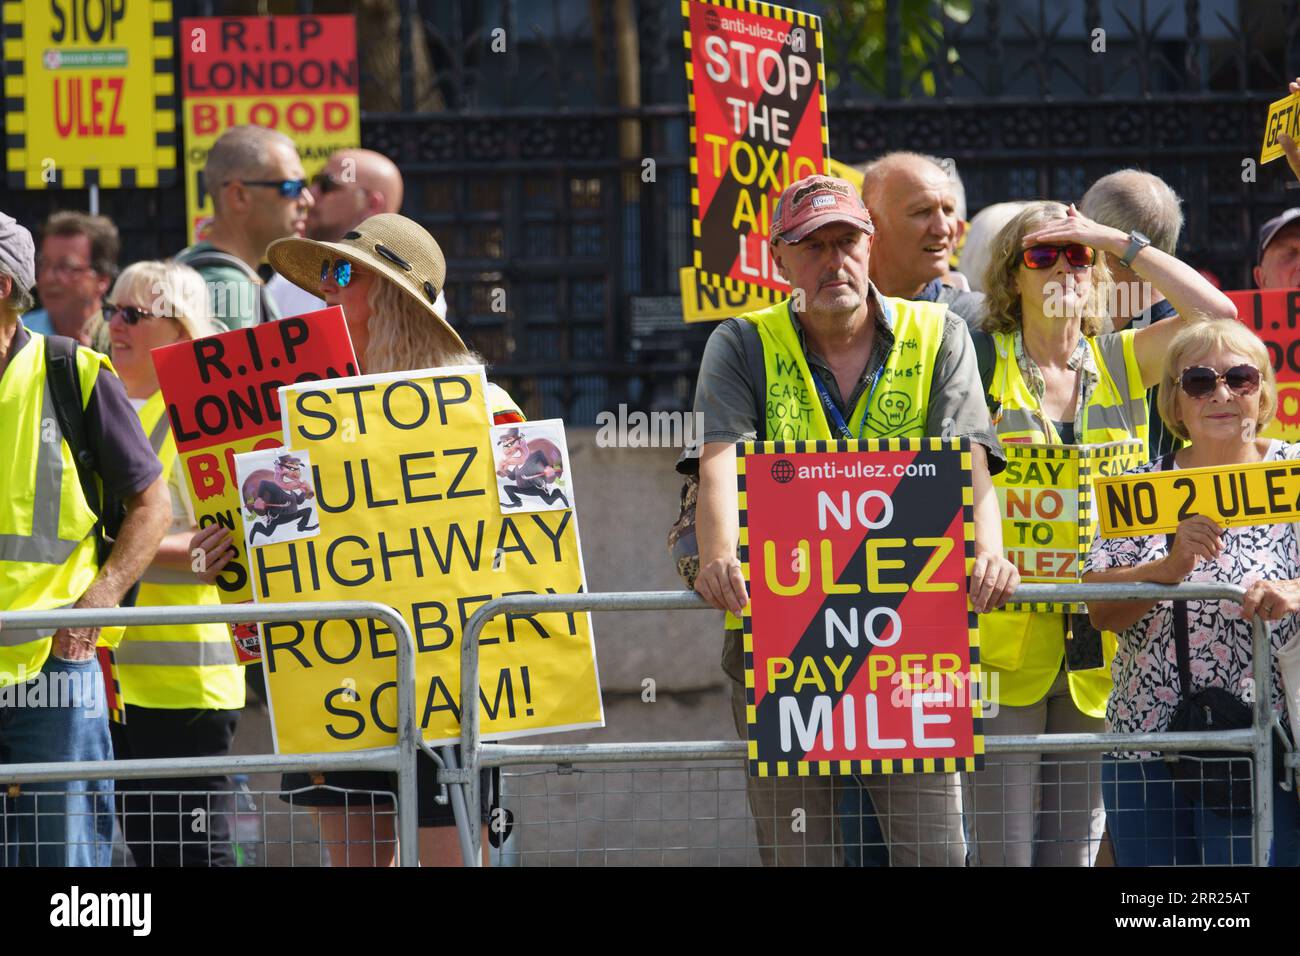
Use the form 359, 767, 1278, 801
823, 0, 972, 98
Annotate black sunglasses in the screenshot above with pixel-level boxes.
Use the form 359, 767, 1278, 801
311, 172, 345, 195
1177, 364, 1261, 398
320, 258, 354, 288
229, 178, 309, 199
103, 303, 163, 325
1022, 243, 1097, 270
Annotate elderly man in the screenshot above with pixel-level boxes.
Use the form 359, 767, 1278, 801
859, 151, 985, 328
1080, 169, 1186, 460
689, 175, 1018, 866
24, 211, 118, 353
0, 212, 170, 866
177, 125, 314, 329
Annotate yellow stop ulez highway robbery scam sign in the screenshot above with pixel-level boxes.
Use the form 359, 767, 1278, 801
3, 0, 177, 189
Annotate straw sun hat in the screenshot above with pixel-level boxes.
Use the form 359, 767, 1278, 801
266, 212, 466, 351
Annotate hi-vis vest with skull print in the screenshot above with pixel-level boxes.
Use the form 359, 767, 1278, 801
740, 296, 946, 442
726, 296, 946, 628
980, 328, 1147, 718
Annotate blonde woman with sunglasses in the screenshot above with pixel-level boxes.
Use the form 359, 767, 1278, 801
1083, 320, 1300, 865
967, 200, 1235, 866
192, 214, 524, 867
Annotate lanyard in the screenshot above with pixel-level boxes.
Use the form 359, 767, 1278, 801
804, 296, 892, 441
813, 361, 885, 441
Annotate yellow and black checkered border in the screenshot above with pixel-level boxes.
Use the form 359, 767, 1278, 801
681, 0, 827, 310
1005, 600, 1086, 613
750, 755, 983, 777
3, 0, 178, 189
738, 437, 983, 776
1001, 439, 1140, 610
104, 650, 125, 725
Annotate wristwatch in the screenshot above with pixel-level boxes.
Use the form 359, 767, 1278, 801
1118, 229, 1150, 269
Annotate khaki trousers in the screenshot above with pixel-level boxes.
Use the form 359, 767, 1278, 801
728, 675, 966, 866
964, 668, 1105, 866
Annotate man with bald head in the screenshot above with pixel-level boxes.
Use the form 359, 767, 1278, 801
860, 151, 985, 328
265, 147, 439, 319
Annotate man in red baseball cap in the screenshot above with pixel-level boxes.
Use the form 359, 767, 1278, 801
683, 173, 1018, 867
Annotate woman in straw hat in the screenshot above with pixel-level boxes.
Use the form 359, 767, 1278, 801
192, 214, 523, 866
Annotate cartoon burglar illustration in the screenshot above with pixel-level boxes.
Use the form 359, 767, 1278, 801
245, 454, 318, 543
496, 428, 570, 509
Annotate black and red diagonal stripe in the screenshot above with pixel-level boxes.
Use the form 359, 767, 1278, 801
746, 448, 971, 765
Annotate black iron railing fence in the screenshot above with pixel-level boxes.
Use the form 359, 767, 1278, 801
4, 0, 1299, 419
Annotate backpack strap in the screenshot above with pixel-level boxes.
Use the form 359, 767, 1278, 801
44, 334, 102, 521
971, 328, 995, 394
175, 246, 259, 279
728, 316, 767, 442
970, 328, 1002, 424
174, 247, 272, 324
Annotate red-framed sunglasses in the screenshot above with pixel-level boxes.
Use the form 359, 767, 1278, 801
1021, 243, 1097, 270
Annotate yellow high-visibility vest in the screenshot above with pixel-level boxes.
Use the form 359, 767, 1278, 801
115, 391, 245, 710
0, 332, 110, 686
981, 329, 1147, 716
726, 296, 948, 627
742, 296, 946, 443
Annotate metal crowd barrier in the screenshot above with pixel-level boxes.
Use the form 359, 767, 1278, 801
0, 601, 426, 867
0, 585, 1285, 867
451, 583, 1281, 867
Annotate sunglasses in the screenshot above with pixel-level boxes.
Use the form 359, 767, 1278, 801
230, 178, 309, 199
311, 172, 345, 195
1177, 364, 1261, 399
320, 258, 354, 288
103, 303, 162, 325
1021, 243, 1097, 270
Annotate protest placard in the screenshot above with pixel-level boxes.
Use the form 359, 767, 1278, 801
255, 366, 602, 754
678, 266, 773, 323
151, 306, 358, 663
4, 0, 176, 189
1096, 458, 1300, 538
681, 0, 828, 302
179, 14, 359, 240
678, 159, 857, 324
995, 441, 1144, 612
1261, 91, 1300, 165
739, 438, 980, 777
1230, 288, 1300, 441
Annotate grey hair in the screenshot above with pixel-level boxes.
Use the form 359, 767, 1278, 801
1080, 169, 1184, 255
860, 151, 966, 220
0, 263, 35, 315
204, 125, 297, 212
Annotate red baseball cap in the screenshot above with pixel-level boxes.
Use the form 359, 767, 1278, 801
770, 175, 875, 244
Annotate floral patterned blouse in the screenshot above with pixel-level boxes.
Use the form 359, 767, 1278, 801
1082, 440, 1300, 751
